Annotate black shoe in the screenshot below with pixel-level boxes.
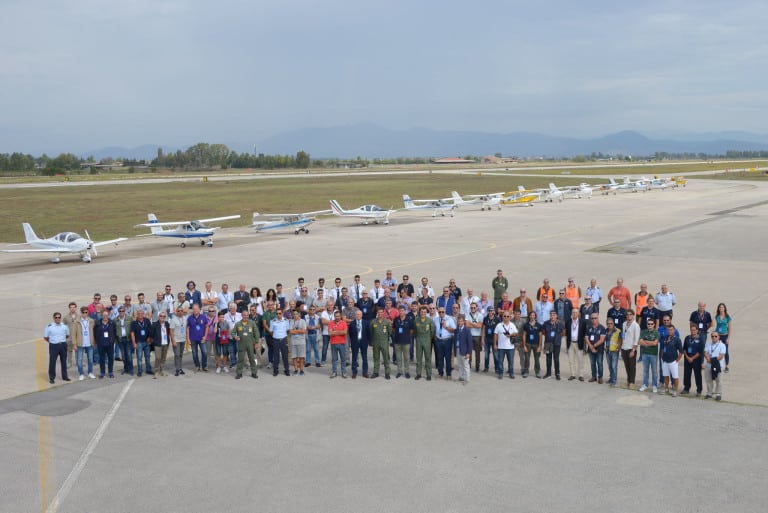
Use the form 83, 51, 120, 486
49, 378, 55, 384
137, 372, 142, 377
385, 374, 391, 380
62, 377, 71, 381
543, 374, 551, 379
578, 376, 584, 381
315, 363, 322, 367
273, 372, 278, 377
396, 373, 402, 378
405, 373, 411, 379
498, 374, 503, 380
371, 373, 379, 379
115, 357, 122, 362
556, 375, 561, 380
680, 389, 689, 395
146, 370, 155, 375
426, 376, 432, 381
415, 375, 421, 380
174, 370, 179, 376
179, 369, 185, 375
235, 374, 242, 379
252, 374, 258, 379
482, 368, 489, 373
509, 374, 515, 379
285, 371, 290, 377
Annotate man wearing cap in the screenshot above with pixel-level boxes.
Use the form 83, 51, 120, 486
44, 312, 70, 384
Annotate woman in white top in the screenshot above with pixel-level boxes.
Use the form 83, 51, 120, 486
704, 332, 726, 401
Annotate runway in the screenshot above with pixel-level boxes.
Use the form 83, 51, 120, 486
1, 177, 766, 513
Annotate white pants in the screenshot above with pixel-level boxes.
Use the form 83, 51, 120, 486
662, 360, 679, 379
567, 345, 585, 378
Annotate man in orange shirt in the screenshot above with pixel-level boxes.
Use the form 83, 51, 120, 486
328, 310, 349, 379
607, 278, 632, 311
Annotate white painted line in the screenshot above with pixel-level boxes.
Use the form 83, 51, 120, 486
45, 379, 134, 513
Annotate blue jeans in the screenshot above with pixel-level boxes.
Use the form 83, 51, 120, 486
321, 335, 330, 363
331, 344, 347, 375
435, 338, 453, 376
306, 333, 320, 365
137, 342, 152, 373
77, 346, 93, 376
484, 339, 498, 372
191, 340, 207, 370
607, 351, 619, 384
228, 337, 238, 366
589, 348, 604, 379
118, 339, 134, 374
498, 348, 515, 376
114, 342, 122, 360
642, 353, 658, 387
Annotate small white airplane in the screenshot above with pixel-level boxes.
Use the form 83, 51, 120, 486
608, 177, 650, 193
329, 200, 394, 225
252, 209, 331, 235
449, 191, 503, 211
545, 183, 593, 201
543, 183, 565, 202
1, 223, 127, 263
401, 194, 456, 217
646, 176, 675, 190
135, 213, 241, 247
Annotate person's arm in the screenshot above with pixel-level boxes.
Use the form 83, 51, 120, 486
131, 328, 137, 349
169, 324, 176, 346
594, 332, 605, 350
536, 329, 543, 353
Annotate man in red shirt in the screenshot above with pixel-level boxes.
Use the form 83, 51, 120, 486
328, 310, 348, 378
607, 278, 632, 311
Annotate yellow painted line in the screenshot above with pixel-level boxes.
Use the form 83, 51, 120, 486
37, 339, 54, 513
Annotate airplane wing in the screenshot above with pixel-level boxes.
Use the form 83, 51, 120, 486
1, 247, 68, 254
254, 210, 330, 218
135, 215, 240, 228
92, 237, 128, 247
197, 215, 242, 223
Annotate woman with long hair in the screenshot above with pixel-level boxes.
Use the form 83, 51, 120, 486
715, 303, 732, 373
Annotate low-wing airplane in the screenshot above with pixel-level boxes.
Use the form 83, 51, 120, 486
135, 213, 241, 247
646, 176, 675, 190
252, 209, 331, 235
608, 177, 650, 193
329, 200, 394, 225
500, 186, 540, 206
449, 191, 503, 211
401, 194, 456, 217
1, 223, 127, 263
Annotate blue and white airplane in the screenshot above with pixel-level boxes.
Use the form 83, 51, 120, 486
1, 223, 126, 263
135, 213, 241, 247
252, 209, 331, 235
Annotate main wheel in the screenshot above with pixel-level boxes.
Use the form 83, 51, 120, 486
181, 242, 186, 248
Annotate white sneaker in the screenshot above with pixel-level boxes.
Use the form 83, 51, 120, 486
78, 375, 84, 381
216, 367, 221, 374
223, 366, 229, 373
88, 373, 96, 379
638, 385, 647, 392
652, 386, 658, 394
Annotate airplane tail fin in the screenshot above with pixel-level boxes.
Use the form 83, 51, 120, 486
450, 191, 463, 203
402, 195, 414, 208
608, 178, 616, 185
147, 213, 163, 234
549, 183, 557, 191
518, 185, 525, 192
329, 200, 345, 215
22, 223, 40, 243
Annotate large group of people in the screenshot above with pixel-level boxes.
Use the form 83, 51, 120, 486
43, 272, 733, 400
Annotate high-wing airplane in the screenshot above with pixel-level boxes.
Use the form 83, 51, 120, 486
543, 183, 565, 202
252, 209, 331, 234
607, 177, 650, 193
1, 223, 127, 263
135, 213, 241, 247
329, 200, 394, 225
449, 191, 503, 211
401, 194, 456, 217
500, 186, 540, 206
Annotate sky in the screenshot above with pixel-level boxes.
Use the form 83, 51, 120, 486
1, 0, 767, 154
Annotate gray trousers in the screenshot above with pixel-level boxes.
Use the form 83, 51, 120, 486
173, 340, 185, 371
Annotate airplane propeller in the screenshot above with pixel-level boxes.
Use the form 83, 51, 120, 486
85, 229, 97, 257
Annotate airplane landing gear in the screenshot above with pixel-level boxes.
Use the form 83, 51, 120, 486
181, 242, 186, 248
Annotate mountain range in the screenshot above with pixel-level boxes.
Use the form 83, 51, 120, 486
84, 126, 768, 160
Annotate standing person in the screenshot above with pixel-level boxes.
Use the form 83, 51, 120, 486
382, 271, 397, 304
492, 269, 509, 306
94, 311, 116, 379
434, 306, 456, 380
460, 288, 480, 316
660, 325, 683, 396
289, 309, 307, 375
513, 289, 533, 321
655, 284, 676, 319
396, 274, 414, 299
185, 281, 202, 309
201, 281, 218, 310
511, 309, 526, 378
454, 315, 472, 384
62, 302, 78, 370
261, 301, 277, 368
233, 310, 259, 379
328, 310, 348, 378
186, 304, 209, 372
606, 298, 627, 335
481, 308, 500, 374
714, 303, 732, 373
465, 302, 484, 372
169, 307, 187, 376
319, 301, 334, 366
223, 303, 241, 370
174, 292, 190, 318
151, 311, 174, 377
203, 306, 218, 363
233, 284, 250, 313
565, 309, 586, 381
564, 277, 581, 307
542, 310, 565, 380
114, 306, 133, 375
305, 305, 321, 368
131, 309, 154, 377
521, 311, 543, 379
634, 283, 650, 321
535, 295, 554, 325
370, 308, 392, 379
493, 310, 518, 379
218, 283, 234, 312
604, 318, 621, 386
585, 278, 603, 313
268, 308, 291, 377
392, 306, 413, 378
638, 319, 660, 393
536, 278, 555, 304
72, 306, 96, 380
681, 325, 704, 396
162, 285, 175, 316
150, 292, 167, 322
448, 278, 462, 303
640, 297, 662, 331
584, 313, 606, 384
44, 312, 70, 384
413, 306, 434, 380
608, 278, 632, 311
621, 310, 640, 389
704, 332, 726, 401
348, 309, 370, 379
553, 290, 573, 325
689, 301, 713, 344
213, 312, 230, 374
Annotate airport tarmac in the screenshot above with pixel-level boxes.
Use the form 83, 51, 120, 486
1, 178, 767, 513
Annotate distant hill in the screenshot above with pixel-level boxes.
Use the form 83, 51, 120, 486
254, 125, 768, 159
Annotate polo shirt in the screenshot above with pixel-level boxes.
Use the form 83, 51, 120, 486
639, 329, 660, 356
186, 314, 208, 342
44, 322, 69, 344
328, 320, 348, 345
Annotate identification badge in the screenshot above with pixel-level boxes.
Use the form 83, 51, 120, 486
590, 335, 595, 341
103, 332, 109, 338
140, 330, 145, 336
550, 331, 555, 338
698, 323, 704, 329
398, 327, 403, 334
529, 334, 534, 341
363, 308, 367, 313
688, 347, 693, 354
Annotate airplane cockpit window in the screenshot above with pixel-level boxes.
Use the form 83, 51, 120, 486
66, 233, 82, 243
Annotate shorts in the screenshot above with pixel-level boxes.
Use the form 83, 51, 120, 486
291, 342, 306, 358
215, 341, 229, 356
661, 360, 678, 379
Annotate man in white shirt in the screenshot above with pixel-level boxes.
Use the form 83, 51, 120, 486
292, 277, 306, 302
419, 277, 435, 299
218, 283, 234, 312
320, 301, 335, 365
621, 310, 640, 388
223, 303, 242, 369
348, 275, 366, 303
313, 278, 329, 302
494, 311, 518, 379
201, 281, 219, 309
460, 288, 480, 316
169, 307, 188, 376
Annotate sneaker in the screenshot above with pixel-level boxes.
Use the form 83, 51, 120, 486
341, 373, 348, 379
672, 391, 677, 397
293, 370, 298, 375
543, 374, 551, 380
299, 370, 305, 375
638, 385, 648, 392
329, 373, 337, 379
79, 375, 84, 381
426, 376, 432, 381
216, 367, 221, 374
405, 373, 411, 379
652, 386, 658, 394
223, 366, 229, 373
715, 395, 722, 401
179, 370, 185, 375
88, 373, 96, 379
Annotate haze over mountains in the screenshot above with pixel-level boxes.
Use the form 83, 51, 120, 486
85, 126, 768, 161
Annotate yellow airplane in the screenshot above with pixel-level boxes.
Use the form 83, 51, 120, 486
500, 186, 540, 206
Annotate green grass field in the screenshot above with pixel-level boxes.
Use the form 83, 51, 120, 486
0, 174, 587, 242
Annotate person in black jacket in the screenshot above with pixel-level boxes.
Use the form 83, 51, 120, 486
94, 311, 117, 378
565, 309, 587, 381
347, 310, 371, 378
681, 324, 705, 396
150, 312, 175, 377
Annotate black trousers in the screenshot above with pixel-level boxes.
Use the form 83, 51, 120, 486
546, 345, 561, 376
49, 343, 68, 380
683, 358, 702, 393
272, 337, 289, 373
